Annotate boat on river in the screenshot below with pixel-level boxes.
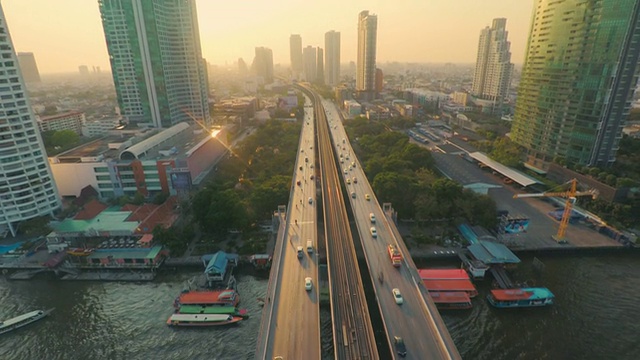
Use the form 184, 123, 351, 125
178, 305, 249, 319
166, 313, 243, 327
0, 309, 54, 335
487, 288, 554, 308
174, 289, 240, 308
429, 291, 473, 310
66, 248, 94, 256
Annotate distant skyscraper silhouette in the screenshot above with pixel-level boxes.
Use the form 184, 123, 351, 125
17, 52, 41, 83
98, 0, 210, 128
253, 47, 274, 84
324, 31, 341, 86
290, 34, 303, 80
303, 46, 317, 82
0, 4, 61, 236
238, 58, 248, 75
316, 48, 324, 85
375, 68, 383, 93
356, 10, 377, 100
471, 18, 513, 114
78, 65, 89, 76
512, 0, 640, 169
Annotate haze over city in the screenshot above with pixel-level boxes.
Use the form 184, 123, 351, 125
2, 0, 532, 74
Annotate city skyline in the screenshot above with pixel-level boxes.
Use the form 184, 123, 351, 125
2, 0, 532, 74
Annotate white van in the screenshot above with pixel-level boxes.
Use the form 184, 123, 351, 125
306, 240, 313, 253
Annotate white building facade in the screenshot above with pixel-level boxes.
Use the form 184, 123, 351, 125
471, 18, 513, 114
37, 111, 85, 135
0, 5, 61, 237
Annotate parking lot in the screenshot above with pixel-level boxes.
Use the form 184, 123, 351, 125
429, 151, 621, 249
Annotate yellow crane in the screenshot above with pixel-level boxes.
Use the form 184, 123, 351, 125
513, 179, 598, 243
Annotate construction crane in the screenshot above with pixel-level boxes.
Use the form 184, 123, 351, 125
513, 179, 598, 243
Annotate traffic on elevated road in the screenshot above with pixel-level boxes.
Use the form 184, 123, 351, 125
323, 99, 461, 360
264, 95, 321, 360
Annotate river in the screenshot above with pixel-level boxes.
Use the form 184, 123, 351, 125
0, 254, 638, 360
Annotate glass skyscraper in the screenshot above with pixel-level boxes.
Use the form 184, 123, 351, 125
512, 0, 640, 170
356, 10, 377, 100
0, 4, 61, 236
98, 0, 210, 128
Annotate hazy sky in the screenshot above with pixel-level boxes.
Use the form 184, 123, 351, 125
2, 0, 534, 74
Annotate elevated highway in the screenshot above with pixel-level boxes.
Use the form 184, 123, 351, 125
323, 99, 461, 360
257, 85, 460, 360
258, 96, 321, 360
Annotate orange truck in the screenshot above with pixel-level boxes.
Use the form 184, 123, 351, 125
387, 244, 403, 267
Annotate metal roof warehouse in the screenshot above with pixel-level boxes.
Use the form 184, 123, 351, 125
469, 152, 541, 187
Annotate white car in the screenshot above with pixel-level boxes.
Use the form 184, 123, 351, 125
369, 213, 376, 223
305, 277, 313, 291
392, 288, 403, 305
308, 197, 313, 204
370, 227, 377, 238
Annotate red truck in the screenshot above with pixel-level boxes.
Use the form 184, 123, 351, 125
387, 244, 403, 267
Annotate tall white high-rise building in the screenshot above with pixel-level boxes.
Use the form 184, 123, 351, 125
0, 4, 61, 237
324, 30, 341, 86
316, 47, 324, 85
98, 0, 210, 128
356, 10, 377, 100
303, 46, 317, 82
253, 47, 274, 84
471, 18, 513, 114
290, 34, 303, 80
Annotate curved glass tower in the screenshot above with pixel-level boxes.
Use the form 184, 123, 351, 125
0, 5, 61, 236
512, 0, 640, 170
99, 0, 210, 128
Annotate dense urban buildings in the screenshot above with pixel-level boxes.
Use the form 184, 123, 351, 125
511, 0, 640, 170
253, 47, 274, 84
17, 52, 41, 84
324, 31, 341, 86
0, 5, 61, 237
98, 0, 210, 128
49, 123, 228, 200
471, 18, 513, 114
37, 111, 85, 135
303, 45, 317, 82
289, 34, 303, 80
356, 10, 378, 100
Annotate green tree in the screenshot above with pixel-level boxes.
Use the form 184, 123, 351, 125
153, 192, 169, 205
251, 175, 292, 218
51, 130, 80, 148
489, 137, 522, 167
18, 216, 51, 237
372, 172, 417, 218
132, 192, 146, 205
